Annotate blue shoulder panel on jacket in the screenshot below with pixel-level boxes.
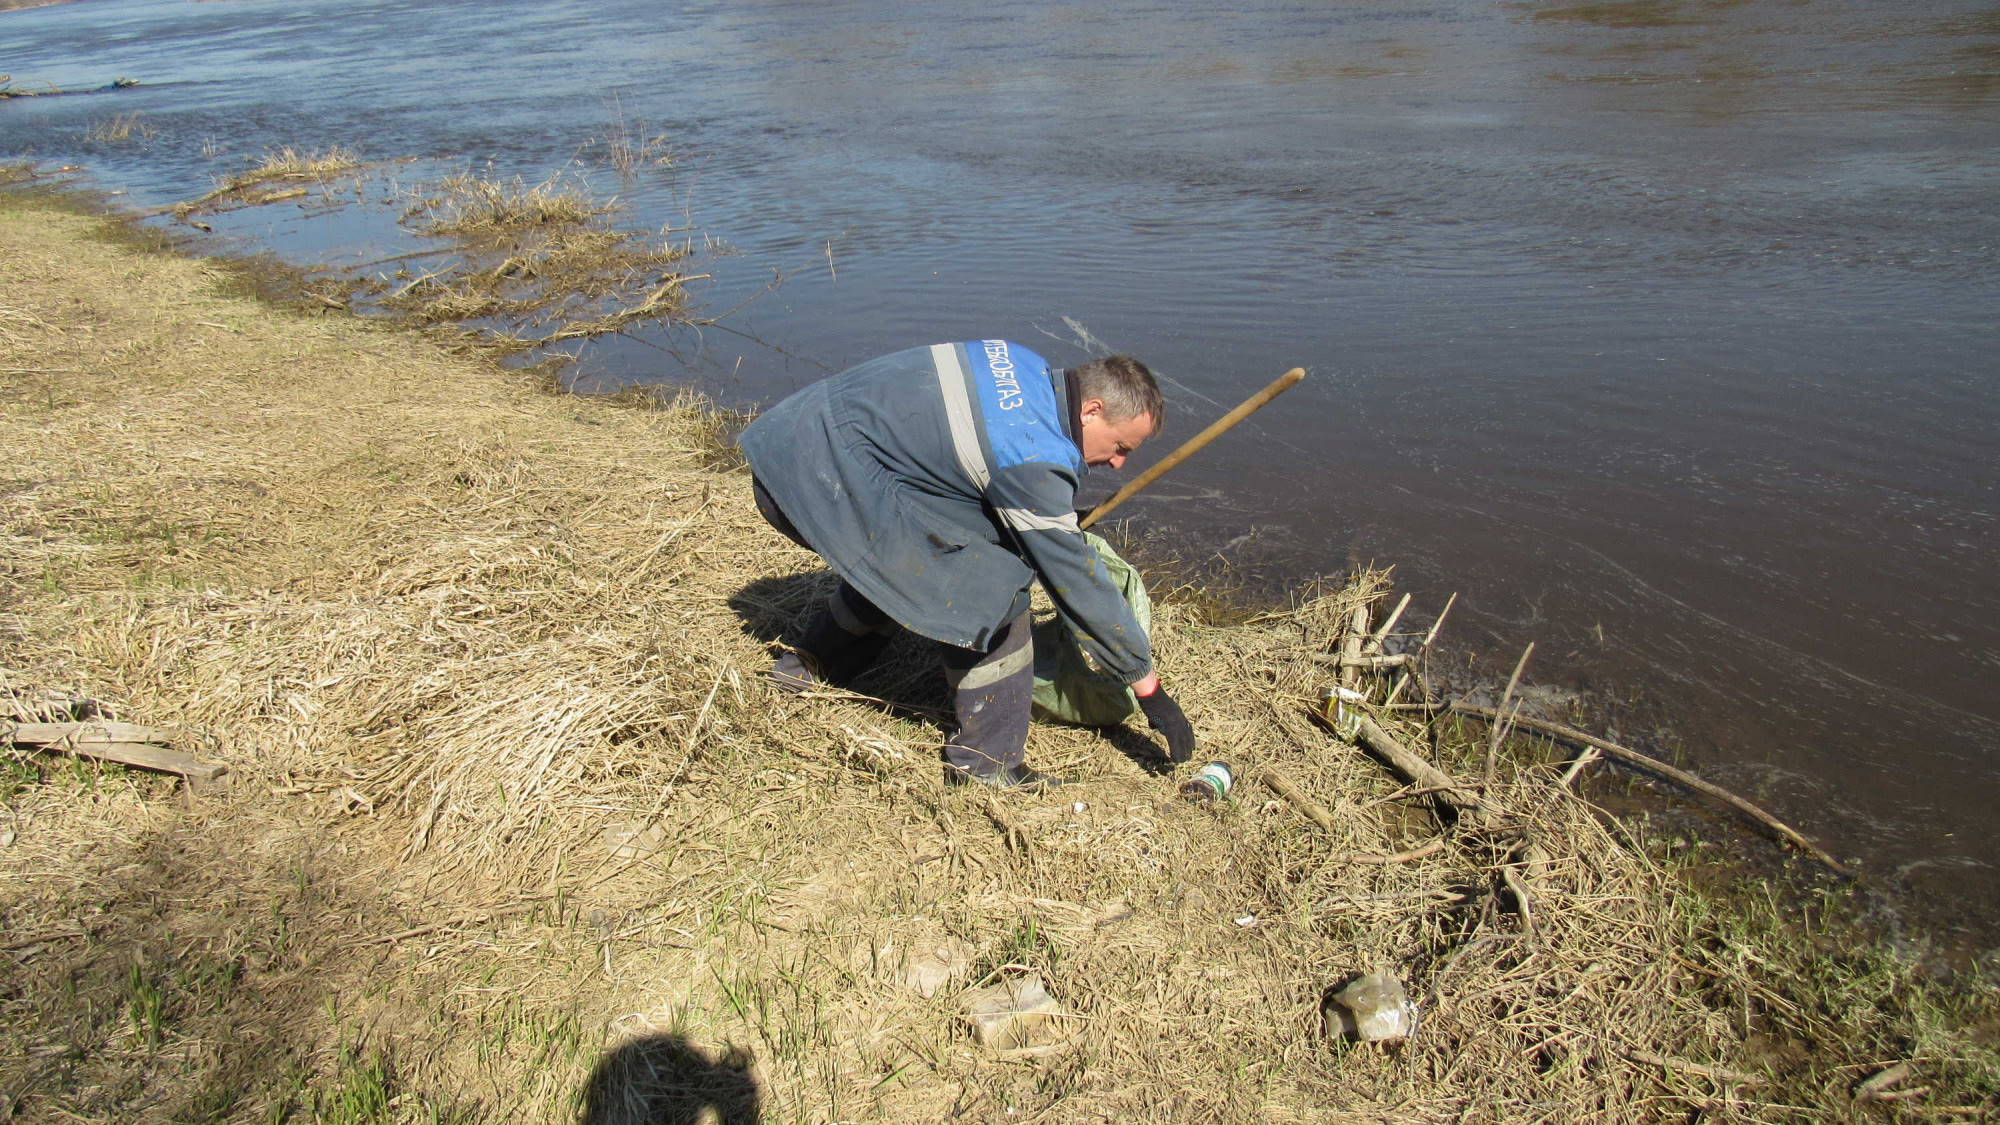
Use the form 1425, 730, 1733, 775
960, 340, 1077, 472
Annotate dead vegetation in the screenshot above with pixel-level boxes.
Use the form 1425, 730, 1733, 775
373, 167, 703, 355
82, 113, 155, 144
3, 191, 1999, 1123
175, 145, 365, 216
166, 155, 704, 359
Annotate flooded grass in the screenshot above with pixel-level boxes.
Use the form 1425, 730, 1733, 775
399, 169, 613, 236
82, 112, 155, 144
368, 166, 701, 355
175, 145, 366, 217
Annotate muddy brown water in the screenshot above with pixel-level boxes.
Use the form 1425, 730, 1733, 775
5, 0, 1997, 941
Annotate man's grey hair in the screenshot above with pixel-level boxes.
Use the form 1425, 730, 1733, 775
1072, 354, 1166, 434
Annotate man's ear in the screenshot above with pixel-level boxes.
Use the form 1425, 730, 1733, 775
1077, 398, 1107, 422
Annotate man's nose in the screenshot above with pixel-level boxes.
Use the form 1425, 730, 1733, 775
1108, 453, 1126, 470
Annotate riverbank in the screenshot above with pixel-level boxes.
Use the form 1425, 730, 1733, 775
3, 182, 1996, 1121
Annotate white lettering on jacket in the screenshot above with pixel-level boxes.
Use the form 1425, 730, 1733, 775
982, 339, 1025, 410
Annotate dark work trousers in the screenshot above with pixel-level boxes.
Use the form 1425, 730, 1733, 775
753, 476, 892, 661
940, 609, 1035, 774
753, 476, 1033, 773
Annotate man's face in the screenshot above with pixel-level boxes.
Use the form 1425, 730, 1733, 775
1079, 401, 1155, 470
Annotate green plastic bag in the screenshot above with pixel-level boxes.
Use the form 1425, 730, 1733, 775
1030, 532, 1151, 726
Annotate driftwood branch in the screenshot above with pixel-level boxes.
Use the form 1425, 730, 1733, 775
1446, 703, 1852, 878
1353, 714, 1486, 819
3, 721, 228, 781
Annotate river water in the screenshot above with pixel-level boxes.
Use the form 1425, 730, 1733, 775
5, 0, 1997, 939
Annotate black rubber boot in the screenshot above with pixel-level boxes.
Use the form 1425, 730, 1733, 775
770, 584, 893, 693
944, 762, 1066, 793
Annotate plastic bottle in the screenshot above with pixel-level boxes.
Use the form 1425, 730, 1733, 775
1178, 761, 1235, 805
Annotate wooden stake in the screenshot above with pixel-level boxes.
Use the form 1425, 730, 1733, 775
1330, 838, 1446, 865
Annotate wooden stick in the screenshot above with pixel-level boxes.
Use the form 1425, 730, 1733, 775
1622, 1047, 1765, 1087
1330, 838, 1446, 865
1501, 865, 1536, 941
1484, 642, 1534, 790
1363, 593, 1411, 656
1257, 766, 1337, 833
1080, 367, 1305, 530
1558, 746, 1601, 788
1446, 703, 1853, 878
1311, 651, 1414, 670
1, 928, 90, 953
1856, 1062, 1916, 1100
369, 900, 546, 945
5, 721, 166, 744
1353, 715, 1484, 816
1340, 602, 1371, 692
1383, 592, 1455, 709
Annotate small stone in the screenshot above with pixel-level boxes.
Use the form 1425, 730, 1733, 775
961, 974, 1063, 1049
898, 938, 973, 998
1325, 967, 1417, 1043
0, 830, 15, 848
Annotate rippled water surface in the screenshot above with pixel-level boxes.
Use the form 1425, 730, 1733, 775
6, 0, 1998, 934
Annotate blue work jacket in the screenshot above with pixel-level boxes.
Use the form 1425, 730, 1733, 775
739, 340, 1152, 682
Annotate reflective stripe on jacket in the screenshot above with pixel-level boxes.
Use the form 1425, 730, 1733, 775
738, 340, 1152, 682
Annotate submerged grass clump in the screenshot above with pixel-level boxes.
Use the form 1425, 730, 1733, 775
4, 186, 2000, 1122
175, 145, 366, 217
232, 144, 364, 185
400, 169, 615, 235
83, 112, 156, 144
164, 152, 703, 357
368, 166, 700, 354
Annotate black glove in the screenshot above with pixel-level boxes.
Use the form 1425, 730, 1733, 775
1136, 686, 1196, 765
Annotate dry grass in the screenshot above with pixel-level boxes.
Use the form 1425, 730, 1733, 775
2, 193, 1997, 1123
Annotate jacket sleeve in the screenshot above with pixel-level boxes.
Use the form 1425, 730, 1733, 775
987, 461, 1153, 683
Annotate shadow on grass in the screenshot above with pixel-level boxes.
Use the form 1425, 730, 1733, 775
579, 1035, 759, 1125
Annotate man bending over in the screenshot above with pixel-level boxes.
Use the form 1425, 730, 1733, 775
739, 340, 1197, 792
